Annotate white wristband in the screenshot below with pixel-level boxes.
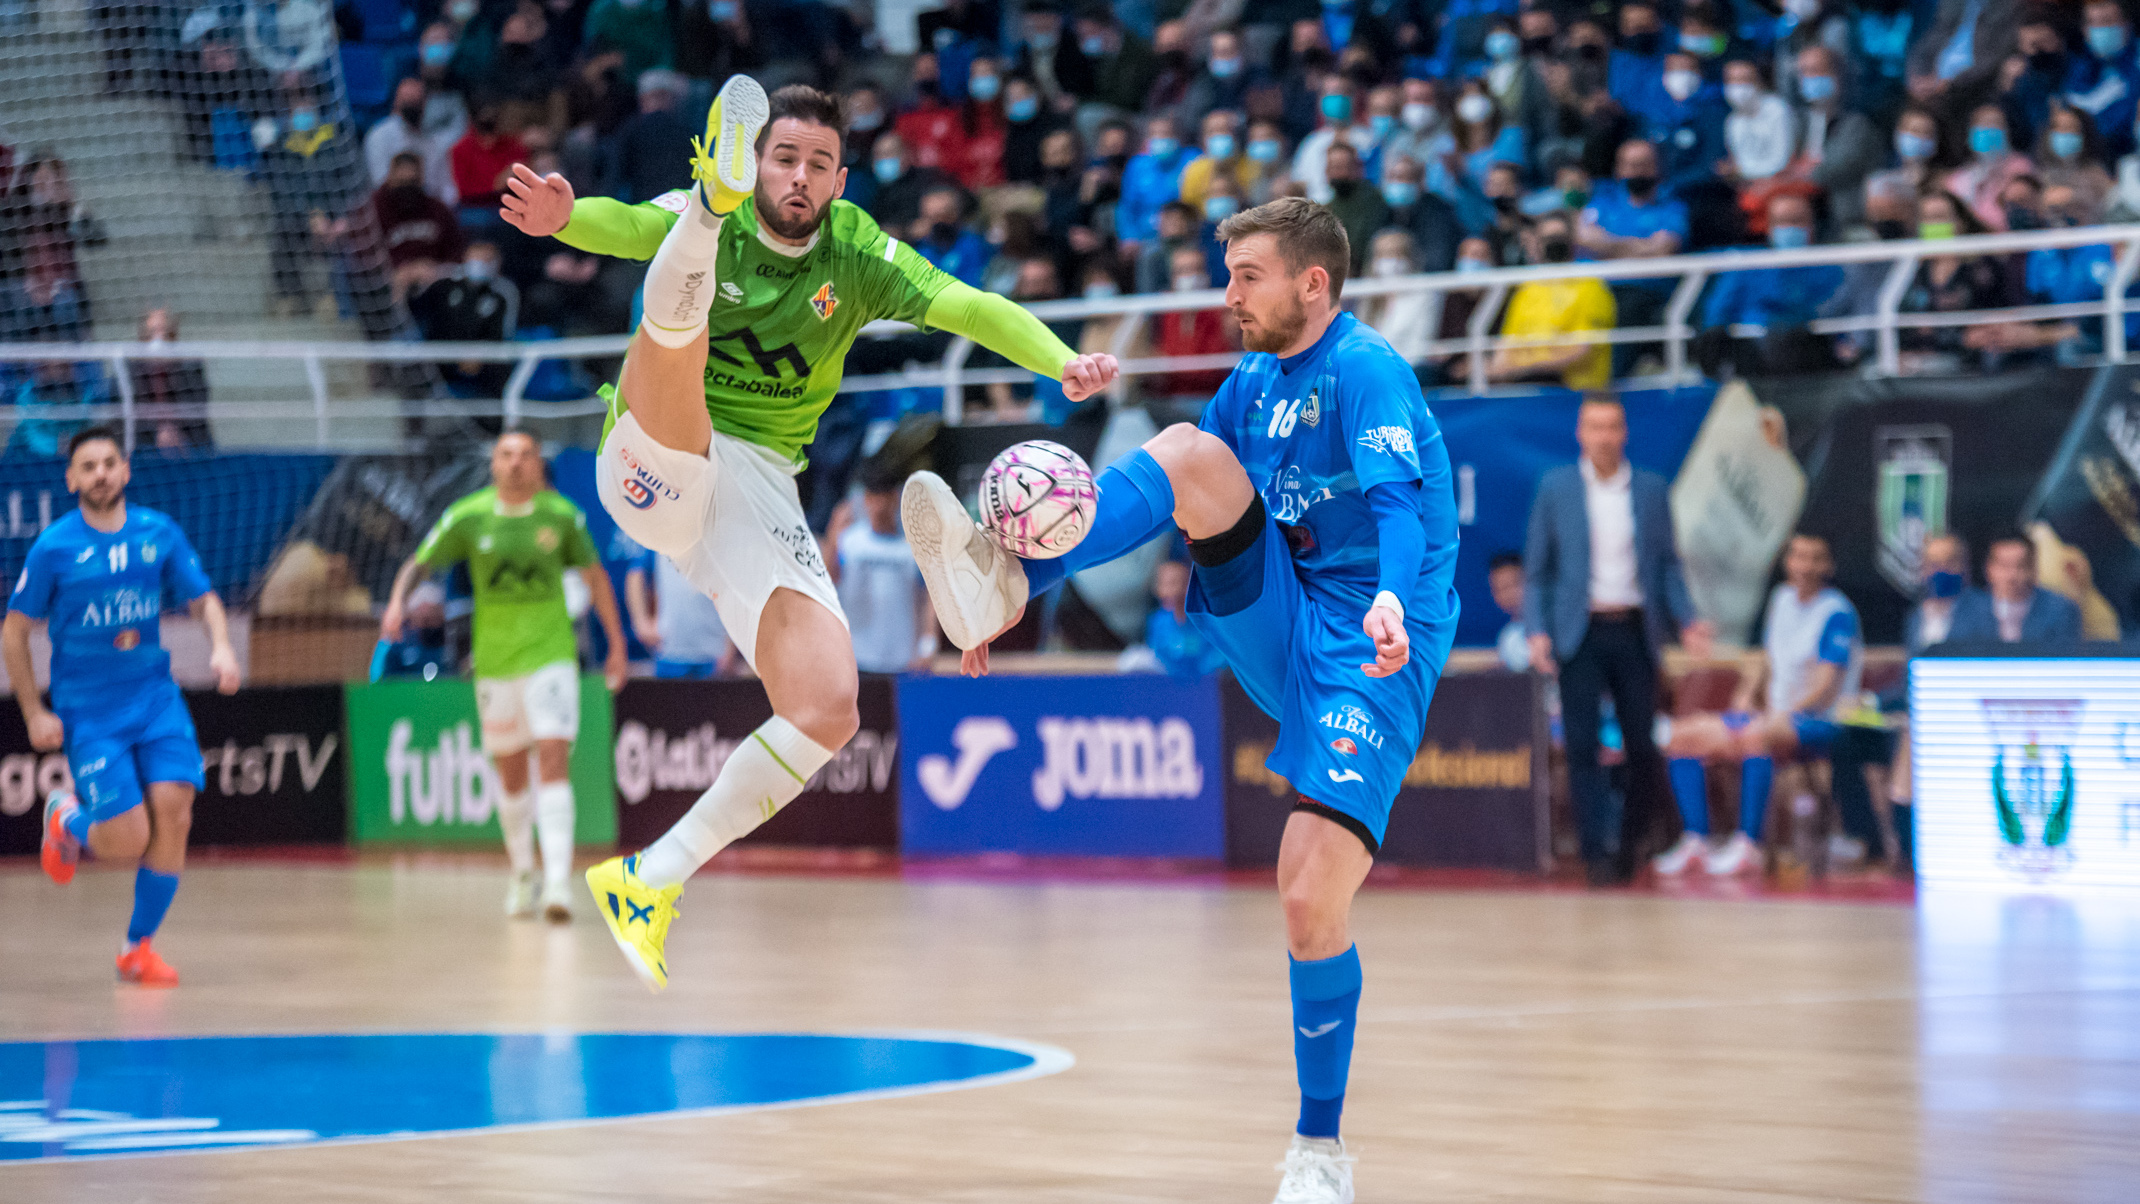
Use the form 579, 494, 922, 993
1371, 590, 1404, 623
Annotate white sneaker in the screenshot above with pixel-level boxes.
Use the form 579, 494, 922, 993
1703, 832, 1762, 876
505, 870, 539, 918
541, 880, 573, 923
903, 470, 1029, 651
1650, 832, 1710, 876
1272, 1135, 1355, 1204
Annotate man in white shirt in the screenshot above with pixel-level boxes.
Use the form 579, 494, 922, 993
624, 542, 740, 679
1489, 551, 1529, 672
831, 469, 935, 675
1653, 533, 1862, 875
1523, 396, 1713, 884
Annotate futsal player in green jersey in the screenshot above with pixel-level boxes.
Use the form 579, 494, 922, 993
380, 431, 629, 923
500, 77, 1117, 990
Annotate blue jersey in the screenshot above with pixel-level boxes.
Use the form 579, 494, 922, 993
7, 507, 212, 714
1197, 311, 1459, 627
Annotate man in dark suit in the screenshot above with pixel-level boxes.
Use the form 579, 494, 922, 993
1945, 531, 2083, 645
1523, 395, 1714, 884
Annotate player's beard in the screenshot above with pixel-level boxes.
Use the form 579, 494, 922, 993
1235, 288, 1308, 354
78, 482, 123, 515
755, 185, 829, 243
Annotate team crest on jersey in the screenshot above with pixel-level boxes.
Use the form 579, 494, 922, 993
113, 629, 139, 650
811, 282, 838, 320
141, 542, 157, 563
1300, 389, 1321, 427
535, 527, 560, 552
479, 535, 494, 552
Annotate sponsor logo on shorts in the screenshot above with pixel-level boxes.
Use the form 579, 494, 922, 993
112, 628, 139, 650
1358, 426, 1417, 458
1319, 704, 1384, 750
614, 447, 682, 510
78, 756, 107, 777
774, 524, 828, 577
1329, 737, 1357, 756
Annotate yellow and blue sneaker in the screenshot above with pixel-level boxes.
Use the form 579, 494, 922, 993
690, 73, 768, 216
586, 853, 683, 993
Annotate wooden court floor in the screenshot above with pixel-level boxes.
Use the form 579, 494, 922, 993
1, 855, 2136, 1203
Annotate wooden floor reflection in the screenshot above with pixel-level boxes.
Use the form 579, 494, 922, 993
1, 857, 2135, 1202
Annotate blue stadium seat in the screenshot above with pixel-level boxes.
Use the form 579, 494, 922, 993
352, 0, 414, 43
339, 43, 400, 123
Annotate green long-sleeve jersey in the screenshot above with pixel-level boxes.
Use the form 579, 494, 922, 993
561, 192, 1077, 465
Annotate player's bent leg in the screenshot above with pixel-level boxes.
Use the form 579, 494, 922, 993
1142, 422, 1258, 539
616, 329, 716, 454
1273, 810, 1371, 1204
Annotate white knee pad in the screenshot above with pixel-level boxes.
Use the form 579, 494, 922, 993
596, 408, 715, 556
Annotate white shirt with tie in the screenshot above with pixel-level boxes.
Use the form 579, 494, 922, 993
1581, 457, 1643, 611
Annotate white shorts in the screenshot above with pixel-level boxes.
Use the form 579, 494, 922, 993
595, 408, 846, 670
475, 660, 581, 756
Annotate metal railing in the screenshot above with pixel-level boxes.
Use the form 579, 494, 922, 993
3, 224, 2138, 448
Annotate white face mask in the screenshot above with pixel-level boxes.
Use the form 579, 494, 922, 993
1456, 94, 1492, 125
1724, 81, 1760, 110
1662, 70, 1700, 102
1083, 280, 1119, 300
1401, 101, 1436, 131
1370, 256, 1410, 278
1172, 273, 1206, 292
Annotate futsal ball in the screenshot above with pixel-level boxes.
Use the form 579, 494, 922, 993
979, 440, 1096, 559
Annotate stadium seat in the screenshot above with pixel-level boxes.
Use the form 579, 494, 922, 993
339, 44, 400, 123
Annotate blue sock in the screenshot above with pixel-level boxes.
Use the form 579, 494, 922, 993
1290, 944, 1362, 1139
63, 799, 92, 846
127, 868, 179, 944
1668, 759, 1709, 836
1020, 448, 1177, 597
1740, 756, 1774, 840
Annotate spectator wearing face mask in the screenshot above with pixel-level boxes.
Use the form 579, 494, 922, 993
1451, 80, 1527, 196
1648, 51, 1727, 191
1490, 211, 1615, 389
2065, 1, 2140, 159
1945, 105, 2035, 231
866, 133, 956, 233
1693, 193, 1844, 377
1379, 155, 1459, 274
1147, 243, 1233, 401
1117, 115, 1196, 245
1862, 105, 1946, 234
130, 308, 214, 452
1475, 160, 1529, 246
947, 56, 1011, 190
449, 105, 525, 238
1183, 28, 1267, 128
1355, 85, 1405, 179
1577, 139, 1686, 370
581, 0, 674, 88
1721, 59, 1795, 185
1383, 79, 1453, 179
366, 77, 463, 205
908, 187, 992, 287
408, 242, 519, 401
1322, 142, 1388, 275
896, 54, 970, 179
1069, 7, 1160, 115
1356, 229, 1438, 363
1144, 20, 1199, 119
367, 151, 467, 296
1986, 185, 2139, 362
1480, 17, 1557, 155
1419, 235, 1500, 384
1608, 2, 1678, 132
1898, 190, 2008, 373
1293, 77, 1366, 204
2035, 102, 2115, 215
1178, 109, 1255, 209
1134, 200, 1203, 295
1790, 45, 1883, 235
1424, 0, 1523, 79
1002, 76, 1068, 185
1074, 259, 1153, 392
1240, 118, 1291, 207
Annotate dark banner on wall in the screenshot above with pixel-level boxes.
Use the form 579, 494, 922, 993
613, 676, 900, 849
1749, 366, 2099, 645
0, 685, 346, 856
1223, 670, 1548, 871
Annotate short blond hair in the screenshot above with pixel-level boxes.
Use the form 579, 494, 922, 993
1215, 196, 1350, 300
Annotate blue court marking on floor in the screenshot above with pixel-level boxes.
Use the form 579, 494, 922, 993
0, 1031, 1073, 1163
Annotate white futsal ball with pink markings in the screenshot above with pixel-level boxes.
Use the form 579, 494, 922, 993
978, 440, 1096, 559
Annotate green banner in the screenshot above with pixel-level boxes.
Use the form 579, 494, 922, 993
344, 677, 616, 846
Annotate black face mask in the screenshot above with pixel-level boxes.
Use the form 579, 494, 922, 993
1571, 41, 1606, 62
386, 182, 426, 202
1873, 218, 1911, 240
2006, 204, 2045, 231
1621, 173, 1658, 199
929, 221, 959, 244
1491, 194, 1518, 214
396, 104, 424, 126
1623, 31, 1660, 56
2028, 50, 2067, 78
1539, 235, 1573, 263
1331, 178, 1357, 198
1522, 35, 1553, 56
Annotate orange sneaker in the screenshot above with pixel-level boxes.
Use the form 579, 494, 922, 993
116, 939, 178, 987
40, 791, 81, 886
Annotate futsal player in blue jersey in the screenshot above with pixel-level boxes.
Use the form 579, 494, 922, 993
907, 197, 1458, 1203
3, 426, 241, 987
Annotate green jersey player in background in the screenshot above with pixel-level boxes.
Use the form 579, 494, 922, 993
379, 432, 629, 923
499, 76, 1119, 990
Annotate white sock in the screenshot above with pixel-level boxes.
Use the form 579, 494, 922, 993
638, 202, 725, 347
498, 787, 535, 874
535, 781, 576, 891
637, 716, 834, 888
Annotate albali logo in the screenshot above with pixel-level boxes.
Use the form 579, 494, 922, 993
386, 719, 501, 826
615, 720, 897, 804
1984, 698, 2084, 879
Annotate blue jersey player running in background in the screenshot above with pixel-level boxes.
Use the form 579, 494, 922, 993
906, 197, 1458, 1204
3, 426, 242, 987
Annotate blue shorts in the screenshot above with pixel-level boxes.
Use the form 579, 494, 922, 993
1186, 511, 1449, 851
59, 678, 204, 824
1790, 714, 1840, 758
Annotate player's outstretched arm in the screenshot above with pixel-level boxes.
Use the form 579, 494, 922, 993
924, 282, 1120, 402
502, 163, 673, 260
189, 592, 242, 694
1, 612, 61, 749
